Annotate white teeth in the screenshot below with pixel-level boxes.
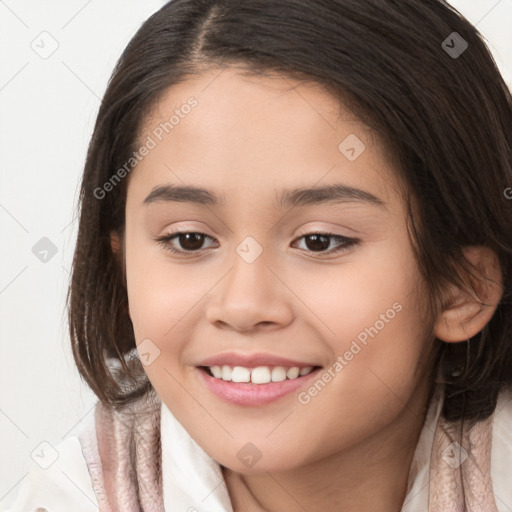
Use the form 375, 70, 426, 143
221, 366, 232, 381
251, 366, 271, 384
208, 365, 314, 383
211, 365, 222, 379
286, 367, 300, 379
231, 366, 251, 383
299, 366, 313, 376
271, 366, 287, 382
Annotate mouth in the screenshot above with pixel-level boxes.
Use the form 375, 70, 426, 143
196, 363, 323, 406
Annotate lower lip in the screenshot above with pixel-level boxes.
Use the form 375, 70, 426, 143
197, 367, 321, 406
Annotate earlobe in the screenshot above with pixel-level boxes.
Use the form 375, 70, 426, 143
433, 246, 503, 343
110, 231, 120, 254
110, 230, 131, 320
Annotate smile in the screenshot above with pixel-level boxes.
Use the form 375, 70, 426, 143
197, 364, 322, 406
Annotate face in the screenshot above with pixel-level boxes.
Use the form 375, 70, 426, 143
121, 66, 435, 473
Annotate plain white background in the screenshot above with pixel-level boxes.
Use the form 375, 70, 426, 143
0, 0, 511, 507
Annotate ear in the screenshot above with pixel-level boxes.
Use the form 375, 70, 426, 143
434, 246, 503, 343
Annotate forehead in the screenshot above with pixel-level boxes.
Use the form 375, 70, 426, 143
143, 66, 349, 133
128, 66, 400, 208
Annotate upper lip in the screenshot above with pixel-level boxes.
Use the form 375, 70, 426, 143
197, 352, 321, 368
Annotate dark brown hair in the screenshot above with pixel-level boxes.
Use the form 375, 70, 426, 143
67, 0, 512, 423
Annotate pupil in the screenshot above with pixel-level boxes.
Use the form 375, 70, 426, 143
180, 233, 204, 250
306, 234, 329, 251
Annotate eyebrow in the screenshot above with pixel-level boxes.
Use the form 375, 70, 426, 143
143, 184, 387, 209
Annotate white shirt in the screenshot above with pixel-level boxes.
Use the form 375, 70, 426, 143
5, 387, 512, 512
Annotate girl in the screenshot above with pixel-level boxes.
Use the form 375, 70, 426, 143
7, 0, 512, 510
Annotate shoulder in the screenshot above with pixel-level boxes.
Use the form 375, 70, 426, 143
2, 436, 98, 512
492, 386, 512, 512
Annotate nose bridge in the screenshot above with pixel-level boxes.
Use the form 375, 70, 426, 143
206, 235, 293, 331
224, 235, 272, 308
231, 235, 268, 291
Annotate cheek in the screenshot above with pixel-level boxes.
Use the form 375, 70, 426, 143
124, 239, 208, 407
295, 239, 429, 405
292, 233, 421, 345
288, 295, 429, 466
127, 263, 205, 345
305, 278, 426, 407
124, 227, 199, 346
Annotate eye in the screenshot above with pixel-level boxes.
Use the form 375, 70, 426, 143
292, 232, 358, 255
155, 231, 218, 254
155, 230, 358, 256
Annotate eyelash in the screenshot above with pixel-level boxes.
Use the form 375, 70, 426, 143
155, 231, 359, 257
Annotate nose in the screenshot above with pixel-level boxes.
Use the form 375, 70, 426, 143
205, 249, 294, 333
